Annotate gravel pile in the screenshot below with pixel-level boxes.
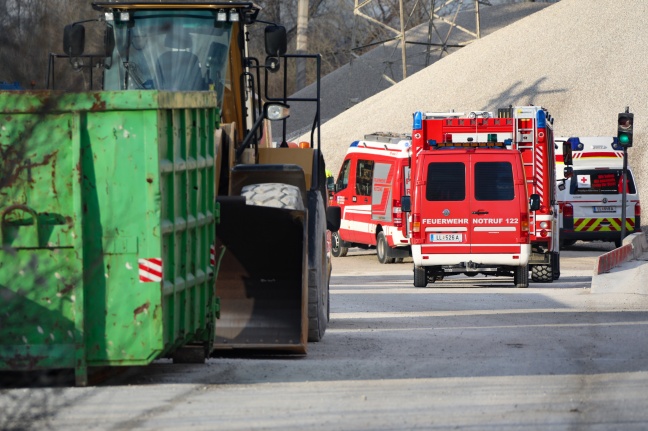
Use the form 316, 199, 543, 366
294, 0, 647, 204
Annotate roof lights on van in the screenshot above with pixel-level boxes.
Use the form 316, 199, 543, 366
567, 137, 584, 151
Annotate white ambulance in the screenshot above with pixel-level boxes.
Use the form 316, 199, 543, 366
555, 137, 641, 248
329, 133, 411, 263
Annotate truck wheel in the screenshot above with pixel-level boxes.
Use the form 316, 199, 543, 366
241, 183, 304, 211
531, 265, 552, 283
414, 266, 428, 288
552, 252, 560, 280
308, 192, 329, 342
376, 231, 395, 264
513, 264, 529, 288
331, 231, 348, 257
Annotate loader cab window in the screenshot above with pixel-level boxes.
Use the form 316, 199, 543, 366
356, 159, 374, 196
474, 162, 514, 201
335, 159, 351, 192
103, 10, 233, 108
426, 162, 465, 201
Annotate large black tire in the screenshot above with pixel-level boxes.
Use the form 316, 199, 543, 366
307, 191, 329, 342
414, 265, 428, 288
513, 264, 529, 288
552, 252, 561, 280
376, 231, 395, 264
531, 264, 552, 283
331, 231, 348, 257
241, 183, 304, 210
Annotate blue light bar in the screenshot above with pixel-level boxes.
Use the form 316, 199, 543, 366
567, 137, 583, 151
536, 109, 546, 128
611, 137, 622, 150
413, 111, 423, 131
349, 140, 360, 147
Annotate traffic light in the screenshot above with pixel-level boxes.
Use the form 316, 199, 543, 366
617, 111, 634, 147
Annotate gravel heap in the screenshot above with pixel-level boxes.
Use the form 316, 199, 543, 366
295, 0, 647, 204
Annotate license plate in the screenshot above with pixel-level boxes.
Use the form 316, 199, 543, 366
593, 206, 615, 213
429, 233, 462, 242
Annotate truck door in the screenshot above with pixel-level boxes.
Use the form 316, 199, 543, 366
470, 154, 524, 254
422, 156, 471, 255
334, 157, 373, 244
371, 161, 394, 222
421, 152, 523, 256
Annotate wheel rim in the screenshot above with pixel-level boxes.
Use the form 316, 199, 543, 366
332, 232, 340, 252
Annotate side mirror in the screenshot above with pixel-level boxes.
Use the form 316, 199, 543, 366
401, 195, 411, 213
563, 166, 573, 179
558, 180, 566, 191
63, 24, 85, 57
562, 142, 573, 166
326, 206, 341, 232
529, 194, 541, 212
264, 25, 287, 57
326, 177, 335, 192
264, 25, 286, 74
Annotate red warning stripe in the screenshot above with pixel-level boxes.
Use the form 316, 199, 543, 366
139, 258, 162, 283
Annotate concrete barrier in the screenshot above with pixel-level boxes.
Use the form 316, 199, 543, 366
594, 232, 648, 275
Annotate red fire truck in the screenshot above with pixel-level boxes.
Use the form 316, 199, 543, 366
330, 133, 411, 263
405, 107, 560, 287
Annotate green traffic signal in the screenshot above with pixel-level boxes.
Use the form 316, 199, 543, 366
617, 112, 634, 147
619, 133, 630, 145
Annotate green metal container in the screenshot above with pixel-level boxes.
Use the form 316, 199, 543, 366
0, 90, 220, 385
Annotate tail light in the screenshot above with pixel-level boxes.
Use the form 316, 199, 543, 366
412, 213, 421, 239
635, 202, 641, 217
520, 213, 529, 241
563, 203, 573, 218
393, 200, 402, 227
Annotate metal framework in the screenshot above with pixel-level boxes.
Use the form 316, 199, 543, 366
352, 0, 489, 81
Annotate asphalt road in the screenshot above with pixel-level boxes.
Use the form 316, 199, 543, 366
3, 242, 648, 431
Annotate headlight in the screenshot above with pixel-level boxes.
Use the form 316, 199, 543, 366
265, 103, 290, 121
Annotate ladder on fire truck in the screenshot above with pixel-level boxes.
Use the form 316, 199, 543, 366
502, 107, 540, 230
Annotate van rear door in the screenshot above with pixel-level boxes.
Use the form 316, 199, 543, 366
420, 154, 471, 255
420, 151, 524, 256
470, 152, 525, 254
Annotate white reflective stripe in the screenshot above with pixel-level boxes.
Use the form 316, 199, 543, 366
139, 269, 162, 282
534, 214, 554, 221
424, 226, 468, 232
344, 205, 371, 214
474, 226, 516, 231
138, 258, 162, 273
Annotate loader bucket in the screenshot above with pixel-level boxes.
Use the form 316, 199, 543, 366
214, 196, 308, 352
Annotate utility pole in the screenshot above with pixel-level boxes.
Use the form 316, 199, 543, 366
296, 0, 309, 91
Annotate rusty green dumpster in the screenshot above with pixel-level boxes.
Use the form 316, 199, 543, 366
0, 90, 219, 385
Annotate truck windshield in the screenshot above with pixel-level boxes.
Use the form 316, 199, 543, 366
104, 10, 233, 108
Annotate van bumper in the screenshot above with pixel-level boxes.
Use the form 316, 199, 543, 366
411, 244, 530, 267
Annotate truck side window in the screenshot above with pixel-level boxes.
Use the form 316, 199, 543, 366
355, 159, 374, 196
426, 162, 465, 201
474, 162, 514, 201
336, 159, 351, 192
